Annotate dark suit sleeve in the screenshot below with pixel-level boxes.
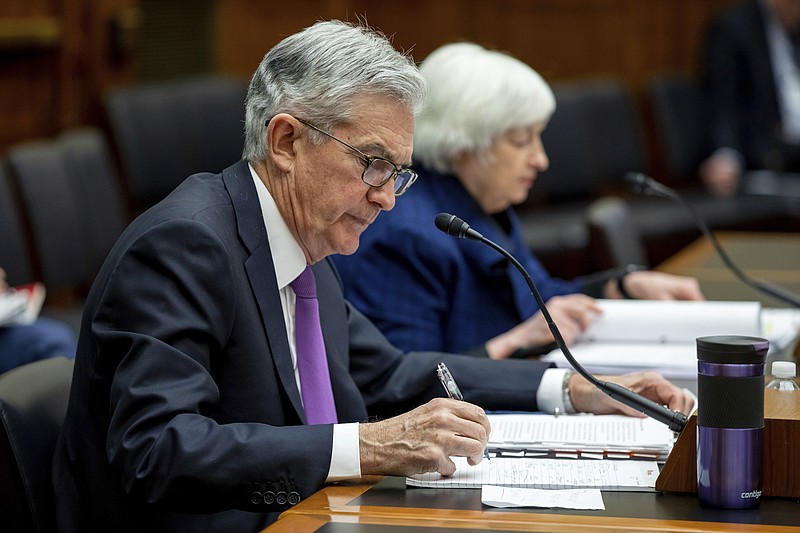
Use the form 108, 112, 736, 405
95, 219, 332, 513
342, 299, 551, 419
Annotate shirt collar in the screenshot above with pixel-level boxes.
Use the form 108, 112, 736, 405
249, 163, 307, 289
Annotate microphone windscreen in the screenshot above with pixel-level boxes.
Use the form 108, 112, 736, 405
434, 212, 466, 237
434, 212, 456, 234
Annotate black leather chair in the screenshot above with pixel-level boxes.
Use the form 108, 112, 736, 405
6, 128, 129, 332
58, 127, 129, 277
0, 356, 74, 533
7, 139, 90, 296
648, 74, 706, 184
587, 196, 648, 270
0, 163, 35, 287
105, 76, 248, 212
516, 78, 648, 278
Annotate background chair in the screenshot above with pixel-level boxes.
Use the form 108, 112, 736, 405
6, 128, 129, 331
586, 196, 648, 271
648, 74, 706, 185
7, 139, 91, 301
515, 78, 649, 278
58, 128, 129, 277
581, 79, 647, 187
0, 356, 74, 533
105, 75, 248, 212
0, 164, 35, 287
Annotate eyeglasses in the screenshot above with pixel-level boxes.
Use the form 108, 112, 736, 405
296, 118, 417, 196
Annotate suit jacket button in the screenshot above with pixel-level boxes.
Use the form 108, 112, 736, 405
263, 491, 276, 505
288, 491, 300, 505
249, 491, 263, 505
276, 491, 288, 505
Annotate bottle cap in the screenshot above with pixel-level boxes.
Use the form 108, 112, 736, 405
771, 361, 796, 379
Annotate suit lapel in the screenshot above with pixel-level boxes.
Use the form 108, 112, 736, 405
223, 161, 306, 422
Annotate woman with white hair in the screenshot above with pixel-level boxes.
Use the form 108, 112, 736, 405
333, 42, 703, 360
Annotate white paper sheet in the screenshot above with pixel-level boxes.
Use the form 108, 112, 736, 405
481, 484, 605, 510
407, 456, 659, 491
538, 299, 779, 379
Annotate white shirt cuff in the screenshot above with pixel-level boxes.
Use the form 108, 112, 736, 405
537, 368, 571, 415
326, 422, 361, 482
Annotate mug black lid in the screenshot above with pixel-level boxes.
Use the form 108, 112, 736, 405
696, 335, 769, 364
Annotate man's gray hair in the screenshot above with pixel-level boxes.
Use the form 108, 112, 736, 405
243, 20, 427, 162
413, 42, 555, 174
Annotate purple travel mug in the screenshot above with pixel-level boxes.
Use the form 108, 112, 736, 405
696, 335, 768, 509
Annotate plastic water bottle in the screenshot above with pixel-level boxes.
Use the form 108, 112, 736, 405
765, 361, 800, 391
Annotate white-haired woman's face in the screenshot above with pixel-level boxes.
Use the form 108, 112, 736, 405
455, 123, 549, 214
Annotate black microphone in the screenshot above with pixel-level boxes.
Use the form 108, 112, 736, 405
434, 212, 688, 433
625, 172, 800, 309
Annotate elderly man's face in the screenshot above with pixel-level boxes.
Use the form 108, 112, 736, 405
291, 94, 414, 262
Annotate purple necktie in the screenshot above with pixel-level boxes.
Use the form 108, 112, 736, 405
291, 267, 338, 424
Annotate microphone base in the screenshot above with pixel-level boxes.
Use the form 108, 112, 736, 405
656, 390, 800, 498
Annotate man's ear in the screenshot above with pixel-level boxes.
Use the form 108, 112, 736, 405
267, 113, 300, 173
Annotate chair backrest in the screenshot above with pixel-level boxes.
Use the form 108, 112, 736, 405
648, 74, 706, 182
587, 196, 648, 270
582, 79, 646, 185
0, 357, 74, 533
57, 127, 129, 277
7, 140, 91, 291
0, 163, 35, 286
530, 78, 646, 205
105, 76, 248, 211
532, 83, 597, 204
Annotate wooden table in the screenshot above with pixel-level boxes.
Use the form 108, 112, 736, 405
656, 232, 800, 308
262, 475, 800, 532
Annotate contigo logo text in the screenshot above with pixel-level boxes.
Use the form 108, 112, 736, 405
741, 490, 762, 499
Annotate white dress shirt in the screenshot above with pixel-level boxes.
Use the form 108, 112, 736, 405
249, 164, 360, 481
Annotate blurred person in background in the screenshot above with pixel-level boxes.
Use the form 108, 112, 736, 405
700, 0, 800, 197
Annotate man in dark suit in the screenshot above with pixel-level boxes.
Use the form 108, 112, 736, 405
700, 0, 800, 196
52, 20, 694, 533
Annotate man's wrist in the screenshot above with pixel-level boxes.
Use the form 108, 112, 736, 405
562, 371, 576, 414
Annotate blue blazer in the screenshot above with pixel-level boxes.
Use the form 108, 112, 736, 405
53, 160, 551, 533
333, 167, 582, 355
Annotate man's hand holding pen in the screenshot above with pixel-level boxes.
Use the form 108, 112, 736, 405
438, 362, 491, 463
357, 363, 496, 478
358, 397, 491, 477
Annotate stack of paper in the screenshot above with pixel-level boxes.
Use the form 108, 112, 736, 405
541, 299, 764, 379
407, 456, 659, 491
487, 413, 675, 462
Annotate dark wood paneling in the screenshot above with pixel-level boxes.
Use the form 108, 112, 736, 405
0, 0, 736, 156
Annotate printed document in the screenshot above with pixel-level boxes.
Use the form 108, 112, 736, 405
487, 413, 675, 461
407, 456, 659, 491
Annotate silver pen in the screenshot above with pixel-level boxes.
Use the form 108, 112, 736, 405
436, 362, 491, 462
